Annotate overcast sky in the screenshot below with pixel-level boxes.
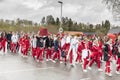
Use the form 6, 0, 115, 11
0, 0, 119, 25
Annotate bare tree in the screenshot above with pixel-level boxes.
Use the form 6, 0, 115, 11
103, 0, 120, 21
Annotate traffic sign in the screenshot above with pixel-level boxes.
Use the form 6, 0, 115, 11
59, 27, 63, 33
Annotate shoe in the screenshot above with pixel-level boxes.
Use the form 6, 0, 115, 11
21, 54, 24, 57
105, 72, 108, 75
112, 60, 116, 64
33, 57, 35, 60
101, 60, 104, 63
36, 60, 39, 62
116, 71, 120, 74
83, 69, 87, 72
108, 73, 112, 77
64, 63, 67, 66
49, 59, 52, 61
60, 61, 63, 64
75, 62, 79, 64
25, 56, 28, 58
116, 64, 119, 67
82, 65, 83, 68
52, 60, 56, 63
46, 59, 49, 61
71, 65, 74, 67
88, 66, 92, 70
41, 61, 44, 63
98, 68, 103, 72
80, 62, 83, 65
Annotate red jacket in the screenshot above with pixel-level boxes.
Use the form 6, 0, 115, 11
77, 42, 83, 53
1, 38, 7, 46
22, 39, 30, 49
18, 37, 24, 46
81, 41, 85, 49
91, 45, 101, 59
88, 41, 93, 51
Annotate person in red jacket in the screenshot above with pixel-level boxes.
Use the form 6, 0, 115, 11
98, 38, 104, 61
88, 39, 103, 71
1, 33, 7, 53
65, 35, 71, 55
31, 34, 37, 59
61, 36, 68, 65
116, 39, 120, 74
76, 39, 83, 64
116, 47, 120, 74
45, 35, 53, 61
81, 39, 91, 72
52, 36, 61, 63
36, 35, 44, 62
18, 34, 24, 55
88, 39, 93, 51
103, 37, 112, 76
11, 32, 19, 53
0, 33, 3, 50
21, 34, 30, 57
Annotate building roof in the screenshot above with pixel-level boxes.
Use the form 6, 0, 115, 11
108, 27, 120, 34
84, 32, 95, 36
64, 31, 83, 36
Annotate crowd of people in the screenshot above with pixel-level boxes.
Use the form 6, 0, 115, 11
0, 31, 120, 77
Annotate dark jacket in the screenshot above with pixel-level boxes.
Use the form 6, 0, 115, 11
43, 36, 54, 48
44, 36, 49, 48
112, 43, 119, 55
36, 37, 43, 48
7, 33, 12, 42
103, 43, 109, 61
49, 38, 54, 48
54, 40, 59, 52
117, 52, 120, 58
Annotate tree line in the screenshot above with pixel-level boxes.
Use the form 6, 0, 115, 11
41, 15, 110, 34
0, 15, 111, 34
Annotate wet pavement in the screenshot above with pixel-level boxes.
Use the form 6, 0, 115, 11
0, 52, 119, 80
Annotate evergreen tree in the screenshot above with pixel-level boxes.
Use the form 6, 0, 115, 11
68, 18, 73, 31
46, 15, 55, 25
41, 17, 45, 25
55, 17, 60, 25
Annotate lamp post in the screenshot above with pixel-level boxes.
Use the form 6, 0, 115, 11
58, 1, 63, 34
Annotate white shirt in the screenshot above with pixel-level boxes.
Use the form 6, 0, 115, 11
31, 38, 37, 48
70, 37, 78, 49
61, 37, 66, 48
11, 34, 18, 43
82, 49, 88, 59
66, 36, 71, 43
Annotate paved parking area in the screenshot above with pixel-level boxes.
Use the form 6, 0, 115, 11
0, 53, 119, 80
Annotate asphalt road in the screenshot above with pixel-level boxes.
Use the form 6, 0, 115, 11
0, 52, 119, 80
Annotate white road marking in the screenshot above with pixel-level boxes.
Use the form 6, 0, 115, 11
99, 76, 105, 80
0, 67, 55, 74
0, 61, 21, 64
80, 78, 90, 80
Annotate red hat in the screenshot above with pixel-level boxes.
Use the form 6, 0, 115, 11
56, 32, 64, 37
38, 28, 49, 36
